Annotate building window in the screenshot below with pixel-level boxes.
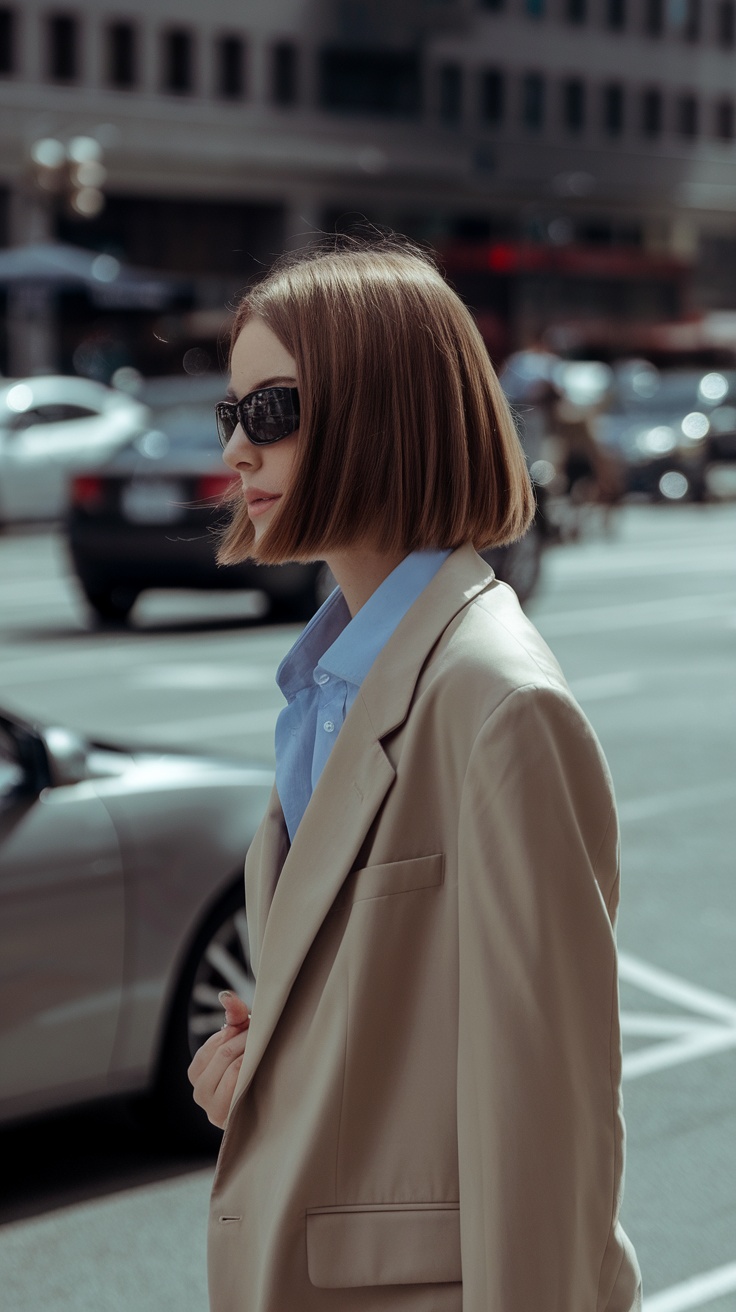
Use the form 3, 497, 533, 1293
642, 87, 662, 135
272, 40, 298, 105
107, 21, 136, 88
525, 0, 545, 16
606, 0, 626, 29
677, 93, 698, 136
0, 7, 15, 75
217, 35, 245, 99
439, 63, 462, 124
717, 0, 735, 46
47, 13, 79, 82
644, 0, 663, 35
319, 48, 420, 116
522, 72, 545, 129
683, 0, 700, 40
566, 0, 586, 21
715, 97, 734, 138
480, 68, 504, 124
162, 29, 194, 94
563, 77, 585, 132
603, 82, 624, 135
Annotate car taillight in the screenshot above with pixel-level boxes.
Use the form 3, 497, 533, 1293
71, 475, 105, 509
195, 474, 238, 502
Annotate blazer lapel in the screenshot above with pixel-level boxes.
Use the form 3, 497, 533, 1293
244, 783, 289, 980
231, 695, 395, 1108
230, 545, 497, 1109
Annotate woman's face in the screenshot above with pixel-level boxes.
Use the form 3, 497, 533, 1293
223, 317, 300, 552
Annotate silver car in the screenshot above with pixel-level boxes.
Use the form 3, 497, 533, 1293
0, 376, 148, 524
0, 706, 269, 1145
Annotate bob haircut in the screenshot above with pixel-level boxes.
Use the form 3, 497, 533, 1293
217, 237, 535, 566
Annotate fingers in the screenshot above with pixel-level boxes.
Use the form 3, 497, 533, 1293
189, 1028, 249, 1127
187, 990, 252, 1128
187, 1013, 249, 1085
219, 990, 250, 1027
204, 1056, 244, 1128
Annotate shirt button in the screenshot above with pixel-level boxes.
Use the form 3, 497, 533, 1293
316, 672, 329, 685
323, 720, 335, 733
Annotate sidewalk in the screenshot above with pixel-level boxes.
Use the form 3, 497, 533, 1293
0, 1168, 213, 1312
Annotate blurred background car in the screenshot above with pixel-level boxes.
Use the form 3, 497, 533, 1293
0, 704, 271, 1148
67, 372, 547, 624
592, 364, 734, 503
65, 375, 332, 624
0, 375, 149, 525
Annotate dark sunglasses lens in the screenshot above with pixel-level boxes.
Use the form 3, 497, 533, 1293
215, 404, 236, 450
244, 389, 299, 443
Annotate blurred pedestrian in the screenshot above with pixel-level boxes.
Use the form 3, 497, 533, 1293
187, 237, 641, 1312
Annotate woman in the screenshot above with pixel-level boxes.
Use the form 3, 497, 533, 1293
188, 238, 641, 1312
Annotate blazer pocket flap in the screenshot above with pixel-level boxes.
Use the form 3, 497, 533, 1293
351, 853, 444, 902
306, 1204, 461, 1288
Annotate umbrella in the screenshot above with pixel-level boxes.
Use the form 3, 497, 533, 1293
0, 242, 191, 310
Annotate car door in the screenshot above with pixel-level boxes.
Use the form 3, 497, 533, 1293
0, 727, 125, 1119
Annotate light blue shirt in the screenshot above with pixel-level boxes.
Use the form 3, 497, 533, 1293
274, 550, 451, 842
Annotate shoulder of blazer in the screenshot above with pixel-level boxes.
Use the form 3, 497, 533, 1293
357, 543, 573, 744
425, 577, 569, 705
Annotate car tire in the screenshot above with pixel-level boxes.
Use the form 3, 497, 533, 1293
135, 882, 255, 1152
82, 584, 139, 626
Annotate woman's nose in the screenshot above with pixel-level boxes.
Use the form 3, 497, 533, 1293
222, 426, 261, 471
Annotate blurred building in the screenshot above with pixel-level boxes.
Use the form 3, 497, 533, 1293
2, 0, 736, 370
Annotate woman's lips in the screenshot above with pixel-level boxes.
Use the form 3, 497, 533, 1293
246, 493, 281, 517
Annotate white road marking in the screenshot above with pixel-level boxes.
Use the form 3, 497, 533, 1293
618, 780, 736, 823
619, 952, 736, 1082
536, 592, 735, 636
623, 1026, 736, 1081
620, 1013, 717, 1037
547, 550, 736, 579
569, 672, 641, 700
127, 663, 275, 690
0, 637, 292, 683
644, 1259, 736, 1311
128, 708, 281, 741
619, 954, 736, 1027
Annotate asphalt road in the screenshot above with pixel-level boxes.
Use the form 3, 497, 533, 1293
0, 504, 735, 1312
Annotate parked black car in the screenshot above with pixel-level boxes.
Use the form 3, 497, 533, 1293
67, 374, 545, 625
66, 378, 329, 625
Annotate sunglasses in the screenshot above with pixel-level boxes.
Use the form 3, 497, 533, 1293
215, 386, 300, 450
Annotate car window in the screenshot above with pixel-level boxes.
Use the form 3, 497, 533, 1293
8, 404, 99, 432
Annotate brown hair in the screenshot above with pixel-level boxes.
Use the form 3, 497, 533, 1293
217, 237, 534, 566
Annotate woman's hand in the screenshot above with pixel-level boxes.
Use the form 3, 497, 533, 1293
187, 990, 251, 1129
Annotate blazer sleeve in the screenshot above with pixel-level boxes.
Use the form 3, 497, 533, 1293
456, 683, 634, 1312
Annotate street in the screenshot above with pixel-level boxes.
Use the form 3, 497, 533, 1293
0, 503, 735, 1311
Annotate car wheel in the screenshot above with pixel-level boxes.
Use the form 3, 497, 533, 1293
480, 522, 543, 605
82, 584, 139, 626
136, 883, 255, 1152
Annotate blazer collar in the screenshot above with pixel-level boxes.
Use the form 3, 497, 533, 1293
356, 542, 495, 739
230, 545, 496, 1110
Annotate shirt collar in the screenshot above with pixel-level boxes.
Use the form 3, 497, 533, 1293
276, 549, 451, 701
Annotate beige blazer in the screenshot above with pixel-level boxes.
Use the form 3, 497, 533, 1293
208, 544, 642, 1312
